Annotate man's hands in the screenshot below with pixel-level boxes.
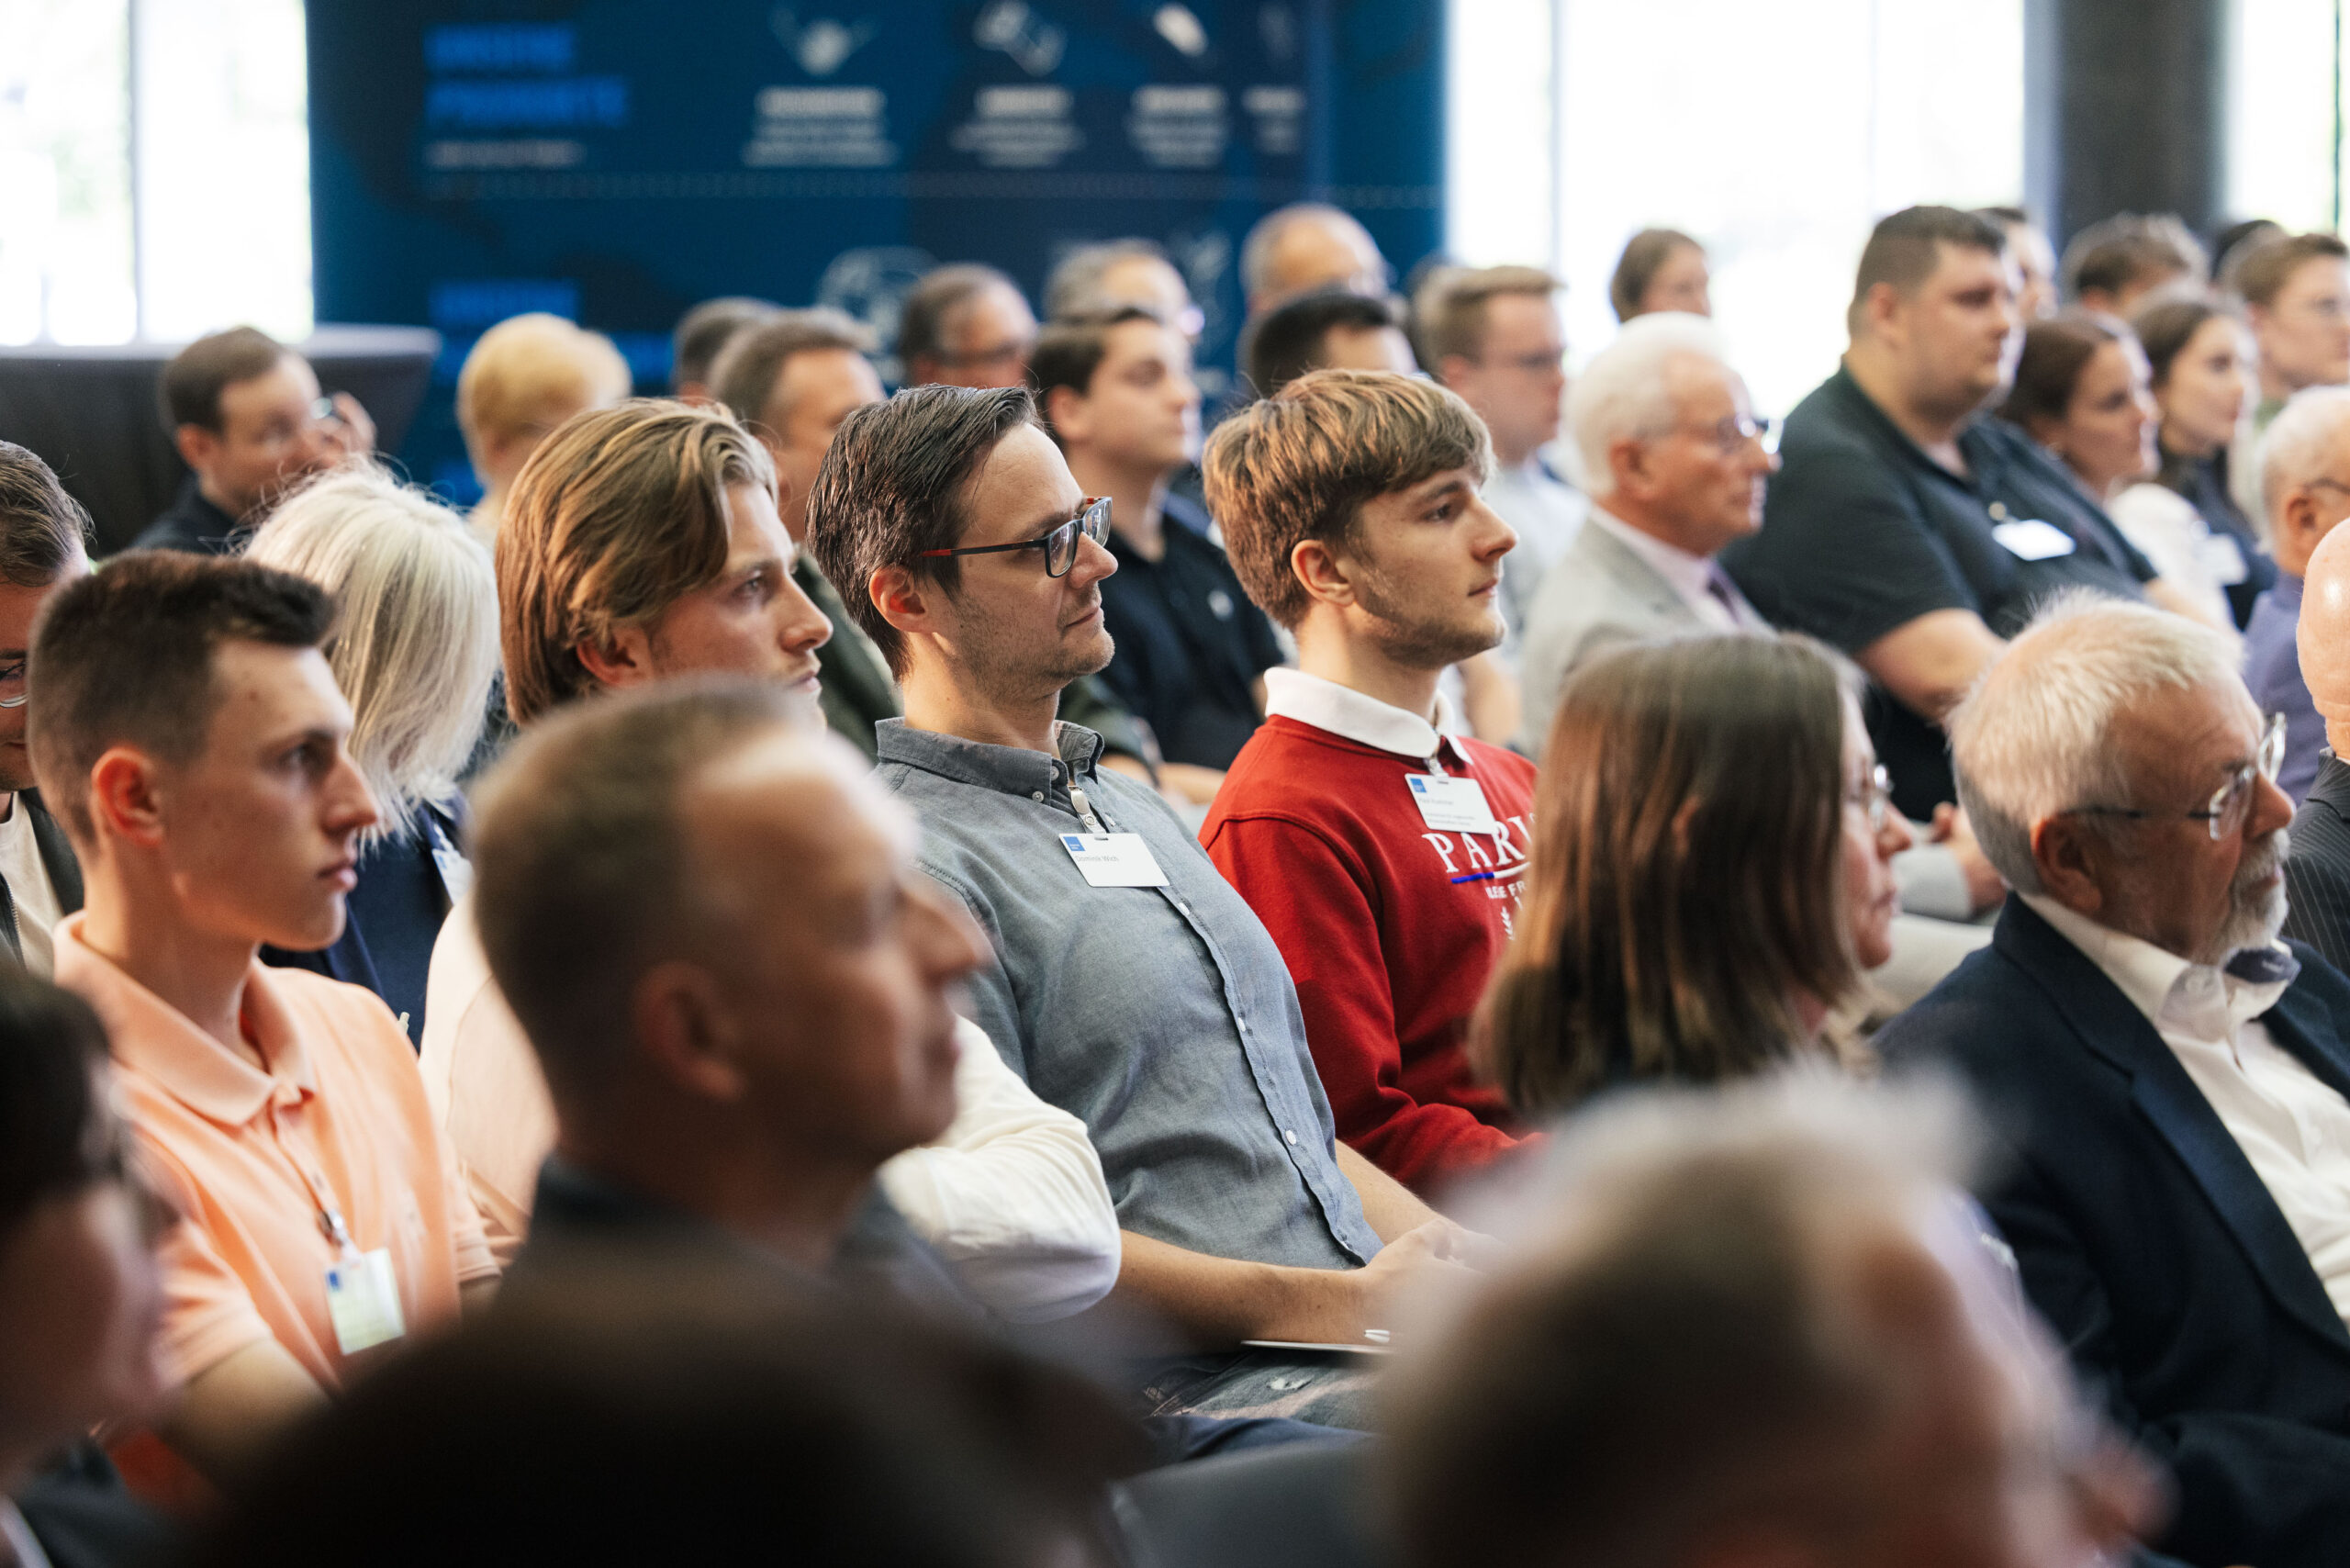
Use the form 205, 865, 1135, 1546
317, 391, 376, 463
1927, 802, 2007, 916
1350, 1217, 1487, 1333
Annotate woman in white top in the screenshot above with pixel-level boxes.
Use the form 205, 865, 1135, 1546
1998, 313, 2238, 635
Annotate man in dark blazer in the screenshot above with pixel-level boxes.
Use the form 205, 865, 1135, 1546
1878, 591, 2350, 1568
2285, 519, 2350, 970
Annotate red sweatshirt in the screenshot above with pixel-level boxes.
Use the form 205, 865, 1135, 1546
1203, 673, 1535, 1196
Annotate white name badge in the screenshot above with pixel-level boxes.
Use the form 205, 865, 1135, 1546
1991, 518, 2077, 561
2197, 531, 2250, 586
1406, 773, 1502, 834
1060, 833, 1170, 888
325, 1247, 407, 1356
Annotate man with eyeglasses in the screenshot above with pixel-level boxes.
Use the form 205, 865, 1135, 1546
1721, 206, 2167, 824
1517, 312, 1775, 754
1419, 264, 1586, 655
2245, 386, 2350, 804
1879, 591, 2350, 1568
808, 384, 1483, 1430
1031, 307, 1282, 808
129, 327, 375, 556
898, 264, 1040, 392
0, 443, 89, 974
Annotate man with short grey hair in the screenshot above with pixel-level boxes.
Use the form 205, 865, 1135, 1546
1390, 1071, 2157, 1568
1880, 591, 2350, 1568
1043, 240, 1203, 338
2244, 385, 2350, 802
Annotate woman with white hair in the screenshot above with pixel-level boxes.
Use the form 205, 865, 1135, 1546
245, 461, 500, 1047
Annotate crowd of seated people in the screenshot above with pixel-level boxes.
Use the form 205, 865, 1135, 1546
9, 191, 2350, 1568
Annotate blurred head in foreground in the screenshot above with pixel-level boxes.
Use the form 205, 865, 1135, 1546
190, 1268, 1142, 1567
1387, 1072, 2156, 1568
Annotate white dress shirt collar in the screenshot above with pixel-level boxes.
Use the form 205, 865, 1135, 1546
1263, 666, 1460, 762
2020, 892, 2294, 1050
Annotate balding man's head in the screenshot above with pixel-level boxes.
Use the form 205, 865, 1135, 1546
2259, 385, 2350, 576
471, 679, 982, 1171
2301, 521, 2350, 754
1388, 1072, 2149, 1568
1952, 594, 2291, 963
1241, 203, 1387, 313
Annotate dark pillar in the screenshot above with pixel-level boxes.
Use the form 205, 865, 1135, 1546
2024, 0, 2229, 249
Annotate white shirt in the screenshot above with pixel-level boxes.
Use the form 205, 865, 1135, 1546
1483, 458, 1588, 649
2024, 893, 2350, 1329
1263, 666, 1460, 762
1585, 507, 1757, 633
2107, 482, 2243, 633
0, 795, 64, 976
418, 897, 1122, 1321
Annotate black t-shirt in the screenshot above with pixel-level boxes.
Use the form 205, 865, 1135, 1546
124, 475, 244, 556
1721, 365, 2155, 818
1098, 493, 1284, 770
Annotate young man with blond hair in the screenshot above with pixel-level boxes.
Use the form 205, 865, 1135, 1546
454, 312, 633, 540
1202, 370, 1532, 1196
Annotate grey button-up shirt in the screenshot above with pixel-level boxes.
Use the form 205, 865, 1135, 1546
876, 718, 1382, 1272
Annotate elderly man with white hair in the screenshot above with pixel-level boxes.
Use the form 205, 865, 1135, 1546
1879, 592, 2350, 1568
2244, 385, 2350, 803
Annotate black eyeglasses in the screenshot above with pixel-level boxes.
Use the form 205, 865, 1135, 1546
2066, 711, 2287, 842
920, 496, 1110, 578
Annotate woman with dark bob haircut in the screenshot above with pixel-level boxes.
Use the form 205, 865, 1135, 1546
1474, 634, 1910, 1114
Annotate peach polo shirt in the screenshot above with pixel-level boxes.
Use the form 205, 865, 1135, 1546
54, 914, 498, 1393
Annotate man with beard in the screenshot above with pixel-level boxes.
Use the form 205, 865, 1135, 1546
1198, 371, 1530, 1197
1879, 592, 2350, 1568
808, 384, 1482, 1429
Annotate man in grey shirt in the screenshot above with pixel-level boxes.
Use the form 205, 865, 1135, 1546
806, 384, 1476, 1428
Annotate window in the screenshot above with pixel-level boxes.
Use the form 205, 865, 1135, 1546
0, 0, 309, 344
2229, 0, 2344, 232
1448, 0, 2026, 422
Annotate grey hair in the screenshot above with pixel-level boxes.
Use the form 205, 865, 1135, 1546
1044, 239, 1169, 320
243, 461, 499, 844
1239, 202, 1376, 303
2258, 384, 2350, 526
1387, 1068, 1998, 1568
1950, 590, 2243, 893
1566, 312, 1735, 498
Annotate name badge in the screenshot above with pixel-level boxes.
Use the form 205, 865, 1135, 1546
1991, 518, 2076, 561
2197, 531, 2250, 585
1060, 833, 1170, 888
325, 1248, 407, 1356
1407, 773, 1501, 834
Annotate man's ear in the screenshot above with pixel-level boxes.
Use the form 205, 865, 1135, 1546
1044, 385, 1091, 449
1289, 537, 1359, 613
870, 563, 942, 644
576, 626, 656, 692
1608, 434, 1657, 501
2031, 813, 2107, 919
630, 959, 749, 1104
1863, 280, 1905, 342
87, 746, 168, 850
173, 424, 219, 476
1435, 352, 1477, 393
2282, 487, 2326, 556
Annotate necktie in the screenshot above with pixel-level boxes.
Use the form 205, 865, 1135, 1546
1705, 564, 1750, 627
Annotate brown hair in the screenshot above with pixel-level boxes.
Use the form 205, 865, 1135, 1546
1203, 368, 1487, 629
1473, 635, 1858, 1115
670, 297, 779, 393
1846, 206, 2007, 336
1027, 305, 1167, 447
1417, 265, 1562, 364
709, 308, 876, 441
2235, 230, 2350, 309
29, 552, 333, 841
1608, 230, 1702, 323
158, 326, 289, 434
802, 385, 1037, 678
2130, 295, 2228, 389
896, 264, 1024, 376
495, 398, 775, 724
2058, 211, 2208, 302
1997, 313, 2126, 433
0, 442, 92, 589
